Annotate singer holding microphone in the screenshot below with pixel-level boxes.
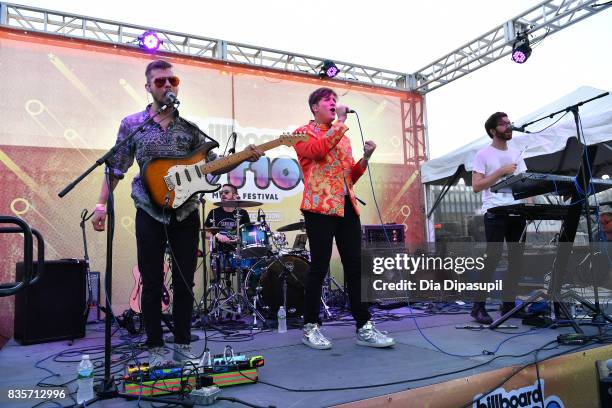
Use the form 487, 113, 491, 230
471, 112, 528, 324
293, 87, 394, 349
91, 59, 263, 366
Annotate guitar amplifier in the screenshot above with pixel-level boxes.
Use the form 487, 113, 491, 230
14, 259, 87, 345
362, 224, 405, 246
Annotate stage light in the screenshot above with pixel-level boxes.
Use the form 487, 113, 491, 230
319, 60, 339, 78
511, 34, 531, 64
138, 31, 162, 52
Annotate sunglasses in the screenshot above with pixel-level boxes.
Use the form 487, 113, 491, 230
152, 76, 180, 88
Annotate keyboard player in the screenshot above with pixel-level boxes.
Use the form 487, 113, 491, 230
471, 112, 528, 324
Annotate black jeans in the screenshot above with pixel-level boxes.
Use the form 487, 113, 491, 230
135, 208, 200, 347
478, 212, 527, 302
303, 197, 371, 329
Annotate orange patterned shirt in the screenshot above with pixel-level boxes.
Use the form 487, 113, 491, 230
293, 120, 366, 217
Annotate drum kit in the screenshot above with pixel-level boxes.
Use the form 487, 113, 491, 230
203, 199, 311, 326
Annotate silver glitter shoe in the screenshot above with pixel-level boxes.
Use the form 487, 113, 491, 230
302, 323, 332, 350
356, 321, 395, 348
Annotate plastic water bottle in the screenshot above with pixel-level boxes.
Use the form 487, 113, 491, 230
277, 306, 287, 333
76, 354, 94, 404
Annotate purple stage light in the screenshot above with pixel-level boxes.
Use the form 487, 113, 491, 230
511, 35, 531, 64
138, 31, 162, 51
326, 65, 339, 78
511, 49, 528, 64
319, 60, 339, 78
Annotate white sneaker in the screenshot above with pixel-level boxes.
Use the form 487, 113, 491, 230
148, 346, 167, 367
302, 323, 332, 350
356, 321, 395, 348
173, 343, 198, 363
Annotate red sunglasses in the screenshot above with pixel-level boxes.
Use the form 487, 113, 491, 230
153, 76, 180, 88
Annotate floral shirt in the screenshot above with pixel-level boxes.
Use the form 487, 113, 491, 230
293, 120, 366, 217
107, 105, 216, 224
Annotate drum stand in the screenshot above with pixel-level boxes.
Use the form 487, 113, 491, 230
204, 250, 238, 321
200, 212, 238, 321
321, 268, 349, 316
321, 270, 333, 320
207, 209, 267, 326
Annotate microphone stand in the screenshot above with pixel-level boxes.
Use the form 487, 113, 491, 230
198, 193, 211, 327
58, 100, 179, 400
228, 131, 237, 155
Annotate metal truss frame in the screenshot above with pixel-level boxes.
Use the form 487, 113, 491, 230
0, 2, 410, 91
413, 0, 612, 92
401, 95, 427, 168
1, 1, 609, 95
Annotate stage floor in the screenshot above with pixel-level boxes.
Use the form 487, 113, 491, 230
0, 305, 608, 408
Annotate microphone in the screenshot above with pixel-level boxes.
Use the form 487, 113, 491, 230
509, 124, 529, 133
164, 90, 178, 105
332, 107, 356, 114
228, 132, 237, 154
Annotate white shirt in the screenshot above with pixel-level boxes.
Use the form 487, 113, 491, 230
472, 145, 527, 213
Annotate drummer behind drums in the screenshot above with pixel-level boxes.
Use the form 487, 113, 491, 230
205, 183, 251, 263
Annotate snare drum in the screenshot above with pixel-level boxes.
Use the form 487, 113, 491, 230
239, 223, 270, 258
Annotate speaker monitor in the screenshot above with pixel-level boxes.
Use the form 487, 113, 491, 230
14, 259, 87, 345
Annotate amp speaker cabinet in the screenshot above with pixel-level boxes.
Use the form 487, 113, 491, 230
362, 224, 405, 247
14, 259, 87, 345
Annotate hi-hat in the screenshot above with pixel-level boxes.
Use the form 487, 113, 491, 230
214, 200, 262, 208
202, 226, 222, 235
277, 220, 305, 232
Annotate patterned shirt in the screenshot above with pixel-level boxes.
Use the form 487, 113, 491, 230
293, 120, 366, 216
107, 105, 217, 224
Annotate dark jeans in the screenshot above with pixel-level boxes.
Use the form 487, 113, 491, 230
135, 208, 200, 347
303, 197, 371, 329
478, 212, 527, 302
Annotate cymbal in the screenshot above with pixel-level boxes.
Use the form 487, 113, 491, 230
214, 199, 262, 208
277, 220, 305, 232
203, 226, 222, 235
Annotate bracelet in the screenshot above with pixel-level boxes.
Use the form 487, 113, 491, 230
95, 204, 106, 212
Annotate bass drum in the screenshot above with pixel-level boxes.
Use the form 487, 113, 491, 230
258, 255, 309, 318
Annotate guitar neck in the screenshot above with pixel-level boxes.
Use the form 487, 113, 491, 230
200, 139, 286, 174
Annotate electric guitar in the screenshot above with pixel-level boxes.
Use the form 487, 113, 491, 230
142, 133, 308, 210
129, 263, 171, 314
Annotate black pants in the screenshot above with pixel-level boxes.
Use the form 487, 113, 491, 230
135, 208, 200, 347
303, 197, 371, 328
478, 212, 527, 302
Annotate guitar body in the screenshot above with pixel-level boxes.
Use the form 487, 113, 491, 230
129, 264, 171, 314
142, 141, 219, 211
141, 133, 308, 211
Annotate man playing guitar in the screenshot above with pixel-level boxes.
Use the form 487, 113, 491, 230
91, 59, 263, 366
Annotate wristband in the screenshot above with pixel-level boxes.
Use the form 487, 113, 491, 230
95, 204, 106, 212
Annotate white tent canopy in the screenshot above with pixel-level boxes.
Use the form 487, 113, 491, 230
421, 86, 612, 185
